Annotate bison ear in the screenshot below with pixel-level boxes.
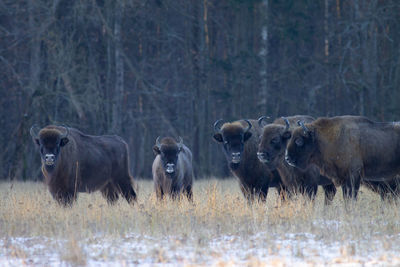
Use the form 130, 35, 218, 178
243, 131, 252, 142
60, 137, 69, 147
34, 138, 40, 146
153, 145, 161, 155
213, 133, 223, 143
282, 131, 291, 140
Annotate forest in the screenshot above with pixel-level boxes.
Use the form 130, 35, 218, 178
1, 0, 400, 180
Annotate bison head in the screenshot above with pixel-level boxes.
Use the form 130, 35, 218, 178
257, 117, 291, 169
153, 136, 183, 178
213, 119, 252, 168
30, 125, 69, 172
285, 121, 315, 170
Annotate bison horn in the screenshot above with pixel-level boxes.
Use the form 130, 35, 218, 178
59, 125, 70, 139
177, 136, 183, 149
282, 117, 290, 130
30, 124, 41, 138
155, 136, 162, 148
257, 116, 270, 128
297, 120, 309, 134
243, 119, 252, 132
213, 119, 224, 132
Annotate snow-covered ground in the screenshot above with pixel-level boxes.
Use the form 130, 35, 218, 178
1, 230, 400, 266
2, 181, 400, 266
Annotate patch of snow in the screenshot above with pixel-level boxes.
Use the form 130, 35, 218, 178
1, 232, 400, 266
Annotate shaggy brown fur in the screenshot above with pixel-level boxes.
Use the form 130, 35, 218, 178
213, 119, 283, 202
152, 137, 194, 200
285, 116, 400, 200
31, 125, 137, 206
257, 116, 336, 204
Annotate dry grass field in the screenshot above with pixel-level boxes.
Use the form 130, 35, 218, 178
1, 178, 400, 266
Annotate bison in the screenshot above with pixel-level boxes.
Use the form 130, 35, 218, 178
30, 125, 137, 206
213, 119, 284, 202
256, 116, 336, 203
285, 115, 400, 201
152, 136, 194, 200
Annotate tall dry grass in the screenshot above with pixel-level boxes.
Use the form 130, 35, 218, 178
0, 178, 399, 265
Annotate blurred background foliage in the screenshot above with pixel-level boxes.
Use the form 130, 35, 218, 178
1, 0, 400, 180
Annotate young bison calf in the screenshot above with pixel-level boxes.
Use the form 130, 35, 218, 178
152, 136, 194, 200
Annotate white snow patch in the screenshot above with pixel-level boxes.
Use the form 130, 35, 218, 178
1, 232, 400, 266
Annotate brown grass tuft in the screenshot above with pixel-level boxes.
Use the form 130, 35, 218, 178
0, 179, 399, 265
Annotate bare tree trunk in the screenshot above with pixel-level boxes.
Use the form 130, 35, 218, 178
202, 0, 211, 176
364, 0, 378, 117
61, 73, 85, 120
324, 0, 332, 115
29, 2, 40, 99
102, 0, 114, 131
354, 0, 365, 116
335, 0, 342, 113
15, 0, 43, 180
259, 0, 269, 114
324, 0, 330, 61
112, 0, 124, 133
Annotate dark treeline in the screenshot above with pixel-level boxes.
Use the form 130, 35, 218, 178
1, 0, 400, 180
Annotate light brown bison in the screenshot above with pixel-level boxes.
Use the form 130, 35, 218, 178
30, 125, 137, 206
152, 137, 194, 200
213, 119, 284, 202
257, 116, 336, 203
285, 115, 400, 201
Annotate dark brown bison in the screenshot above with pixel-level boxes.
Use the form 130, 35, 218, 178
256, 116, 336, 204
285, 115, 400, 201
30, 125, 137, 206
213, 119, 284, 202
152, 137, 194, 200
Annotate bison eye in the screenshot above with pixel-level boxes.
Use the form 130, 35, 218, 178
295, 138, 304, 147
271, 137, 280, 144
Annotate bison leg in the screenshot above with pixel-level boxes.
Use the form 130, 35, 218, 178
391, 181, 400, 202
256, 183, 269, 202
101, 183, 119, 205
322, 183, 337, 205
382, 181, 400, 202
155, 185, 164, 200
381, 182, 399, 202
52, 190, 76, 207
241, 185, 268, 204
277, 184, 291, 202
170, 184, 182, 200
342, 172, 361, 202
185, 184, 193, 202
117, 178, 137, 204
363, 181, 387, 201
378, 183, 389, 201
304, 184, 318, 201
240, 184, 254, 204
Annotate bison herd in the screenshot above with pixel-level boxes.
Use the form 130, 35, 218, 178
31, 115, 400, 206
